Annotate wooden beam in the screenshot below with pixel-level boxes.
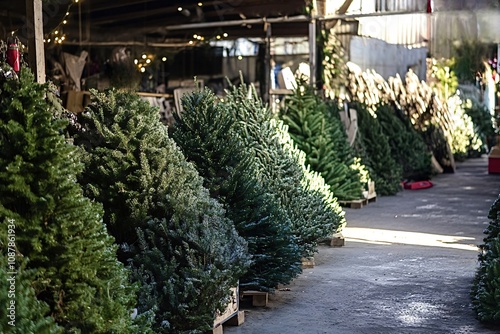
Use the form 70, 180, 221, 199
25, 0, 45, 83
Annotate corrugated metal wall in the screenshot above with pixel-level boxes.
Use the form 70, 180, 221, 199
328, 0, 500, 58
357, 13, 429, 47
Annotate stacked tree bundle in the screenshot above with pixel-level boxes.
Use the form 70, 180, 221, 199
346, 63, 456, 172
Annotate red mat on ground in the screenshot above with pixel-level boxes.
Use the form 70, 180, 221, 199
403, 180, 433, 190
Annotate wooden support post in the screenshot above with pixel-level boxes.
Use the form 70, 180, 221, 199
263, 21, 271, 106
308, 19, 316, 89
25, 0, 45, 83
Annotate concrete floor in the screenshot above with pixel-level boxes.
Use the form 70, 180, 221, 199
225, 156, 500, 334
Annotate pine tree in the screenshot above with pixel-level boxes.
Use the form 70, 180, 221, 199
71, 89, 249, 333
281, 82, 364, 200
351, 102, 403, 196
376, 103, 433, 181
472, 195, 500, 323
172, 88, 302, 291
223, 82, 344, 257
0, 67, 137, 332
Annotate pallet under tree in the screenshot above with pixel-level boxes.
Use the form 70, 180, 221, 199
209, 311, 245, 334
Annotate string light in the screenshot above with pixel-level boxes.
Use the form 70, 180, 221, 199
45, 1, 79, 45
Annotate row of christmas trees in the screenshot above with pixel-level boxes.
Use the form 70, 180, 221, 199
0, 68, 349, 333
1, 63, 494, 332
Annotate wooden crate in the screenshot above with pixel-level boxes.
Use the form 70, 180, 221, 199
213, 286, 239, 328
241, 290, 269, 307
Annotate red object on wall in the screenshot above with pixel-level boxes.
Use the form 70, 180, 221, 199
427, 0, 433, 13
488, 157, 500, 174
6, 39, 20, 73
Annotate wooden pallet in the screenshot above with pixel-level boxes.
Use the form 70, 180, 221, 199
209, 311, 245, 334
338, 198, 368, 209
301, 257, 315, 269
241, 290, 269, 307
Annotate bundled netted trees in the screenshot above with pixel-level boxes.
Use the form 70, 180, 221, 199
71, 89, 249, 333
223, 82, 345, 257
172, 88, 302, 292
346, 63, 457, 172
472, 195, 500, 323
0, 68, 137, 333
280, 81, 365, 201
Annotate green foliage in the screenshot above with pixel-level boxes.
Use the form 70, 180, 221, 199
222, 82, 344, 257
376, 104, 433, 181
429, 58, 459, 100
321, 29, 348, 100
447, 95, 483, 161
109, 60, 141, 91
280, 82, 364, 200
351, 103, 403, 195
452, 41, 489, 83
0, 67, 137, 333
72, 89, 249, 333
324, 101, 371, 188
0, 254, 63, 334
172, 88, 302, 291
463, 100, 496, 152
472, 195, 500, 323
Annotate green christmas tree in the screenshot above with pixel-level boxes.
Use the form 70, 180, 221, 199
351, 102, 403, 195
71, 89, 249, 333
376, 103, 433, 181
281, 81, 364, 200
472, 195, 500, 323
0, 67, 137, 333
0, 255, 62, 333
223, 82, 344, 257
172, 88, 302, 291
324, 101, 371, 190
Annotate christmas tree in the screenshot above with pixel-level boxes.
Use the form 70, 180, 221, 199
376, 103, 433, 181
223, 82, 344, 257
0, 255, 62, 333
472, 195, 500, 323
0, 67, 137, 332
351, 102, 403, 195
71, 89, 249, 333
281, 80, 364, 200
172, 88, 302, 291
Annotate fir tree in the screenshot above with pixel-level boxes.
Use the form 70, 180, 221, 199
351, 102, 403, 196
0, 67, 137, 333
376, 103, 433, 181
0, 255, 62, 333
281, 81, 364, 200
72, 89, 249, 333
172, 88, 302, 291
324, 101, 371, 189
223, 82, 344, 257
472, 195, 500, 323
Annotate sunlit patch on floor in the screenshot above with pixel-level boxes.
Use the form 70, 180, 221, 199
343, 227, 478, 251
397, 301, 441, 326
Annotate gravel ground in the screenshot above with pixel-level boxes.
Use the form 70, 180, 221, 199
224, 156, 500, 334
